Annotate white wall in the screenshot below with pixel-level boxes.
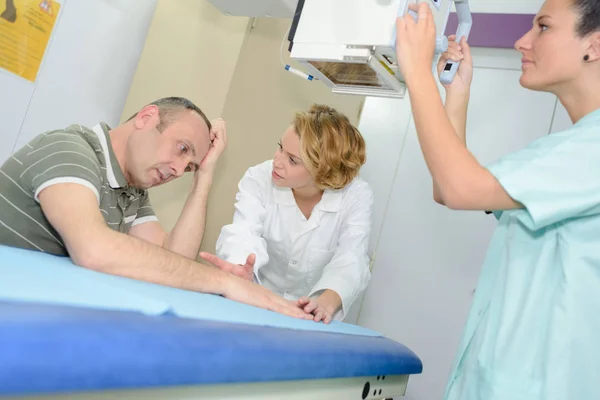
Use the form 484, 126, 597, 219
356, 48, 565, 400
0, 0, 157, 163
120, 0, 251, 234
199, 17, 365, 257
465, 0, 544, 14
206, 0, 546, 16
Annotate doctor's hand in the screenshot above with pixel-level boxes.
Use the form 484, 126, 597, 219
199, 252, 255, 282
223, 275, 313, 320
197, 118, 228, 178
395, 2, 437, 85
438, 35, 473, 96
297, 290, 342, 324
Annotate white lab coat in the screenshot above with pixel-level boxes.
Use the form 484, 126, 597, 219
216, 160, 373, 320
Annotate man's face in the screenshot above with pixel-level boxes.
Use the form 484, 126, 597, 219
126, 108, 210, 189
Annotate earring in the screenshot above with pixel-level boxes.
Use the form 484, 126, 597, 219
584, 54, 590, 61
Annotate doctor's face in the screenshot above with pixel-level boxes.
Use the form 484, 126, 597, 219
515, 0, 591, 92
271, 126, 315, 190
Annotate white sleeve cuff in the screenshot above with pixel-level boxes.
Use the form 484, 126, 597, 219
131, 215, 159, 227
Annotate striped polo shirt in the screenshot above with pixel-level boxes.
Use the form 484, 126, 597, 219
0, 122, 158, 256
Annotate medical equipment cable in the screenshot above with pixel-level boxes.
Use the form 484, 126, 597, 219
354, 113, 413, 323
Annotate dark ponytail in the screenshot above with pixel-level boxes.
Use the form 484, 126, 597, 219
573, 0, 600, 37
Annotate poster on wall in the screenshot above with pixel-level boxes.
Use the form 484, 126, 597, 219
0, 0, 61, 82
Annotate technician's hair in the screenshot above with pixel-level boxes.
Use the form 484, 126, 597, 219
293, 104, 366, 190
573, 0, 600, 37
127, 97, 211, 133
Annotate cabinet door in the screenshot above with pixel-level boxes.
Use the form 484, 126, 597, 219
356, 48, 557, 400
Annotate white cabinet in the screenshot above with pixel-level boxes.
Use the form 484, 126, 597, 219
355, 48, 557, 400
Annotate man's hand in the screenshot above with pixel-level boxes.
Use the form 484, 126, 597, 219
297, 290, 342, 324
223, 275, 313, 320
197, 118, 227, 177
199, 252, 255, 282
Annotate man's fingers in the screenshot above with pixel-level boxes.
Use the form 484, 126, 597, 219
280, 301, 313, 320
265, 294, 312, 320
199, 252, 222, 267
199, 252, 234, 273
245, 253, 256, 268
272, 303, 307, 319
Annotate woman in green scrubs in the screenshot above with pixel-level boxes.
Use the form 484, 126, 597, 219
395, 0, 600, 399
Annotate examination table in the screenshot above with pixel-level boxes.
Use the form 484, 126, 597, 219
0, 245, 422, 399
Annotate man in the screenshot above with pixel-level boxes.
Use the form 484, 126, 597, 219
0, 96, 310, 319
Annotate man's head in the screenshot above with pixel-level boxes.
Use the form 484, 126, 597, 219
123, 97, 212, 189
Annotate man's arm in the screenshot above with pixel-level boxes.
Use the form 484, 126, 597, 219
128, 171, 212, 259
38, 183, 311, 319
129, 119, 227, 259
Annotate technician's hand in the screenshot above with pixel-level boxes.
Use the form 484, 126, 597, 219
395, 2, 437, 85
197, 118, 228, 176
199, 252, 255, 282
438, 35, 473, 96
223, 275, 313, 320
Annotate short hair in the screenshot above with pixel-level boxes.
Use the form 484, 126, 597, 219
573, 0, 600, 37
127, 97, 211, 132
293, 104, 366, 190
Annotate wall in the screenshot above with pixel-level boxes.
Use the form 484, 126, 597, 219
120, 0, 251, 232
355, 47, 566, 400
199, 17, 366, 258
460, 0, 543, 14
1, 0, 157, 163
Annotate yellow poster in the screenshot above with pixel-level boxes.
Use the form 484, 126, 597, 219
0, 0, 60, 82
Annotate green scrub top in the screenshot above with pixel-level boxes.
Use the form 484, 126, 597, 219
445, 108, 600, 400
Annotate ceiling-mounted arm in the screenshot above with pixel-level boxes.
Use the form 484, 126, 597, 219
439, 0, 472, 84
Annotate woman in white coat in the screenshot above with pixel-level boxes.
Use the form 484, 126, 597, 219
201, 104, 374, 324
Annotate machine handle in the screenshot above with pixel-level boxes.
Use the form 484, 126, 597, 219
439, 0, 472, 84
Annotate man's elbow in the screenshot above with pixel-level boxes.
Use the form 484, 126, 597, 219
68, 242, 102, 271
65, 231, 111, 272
